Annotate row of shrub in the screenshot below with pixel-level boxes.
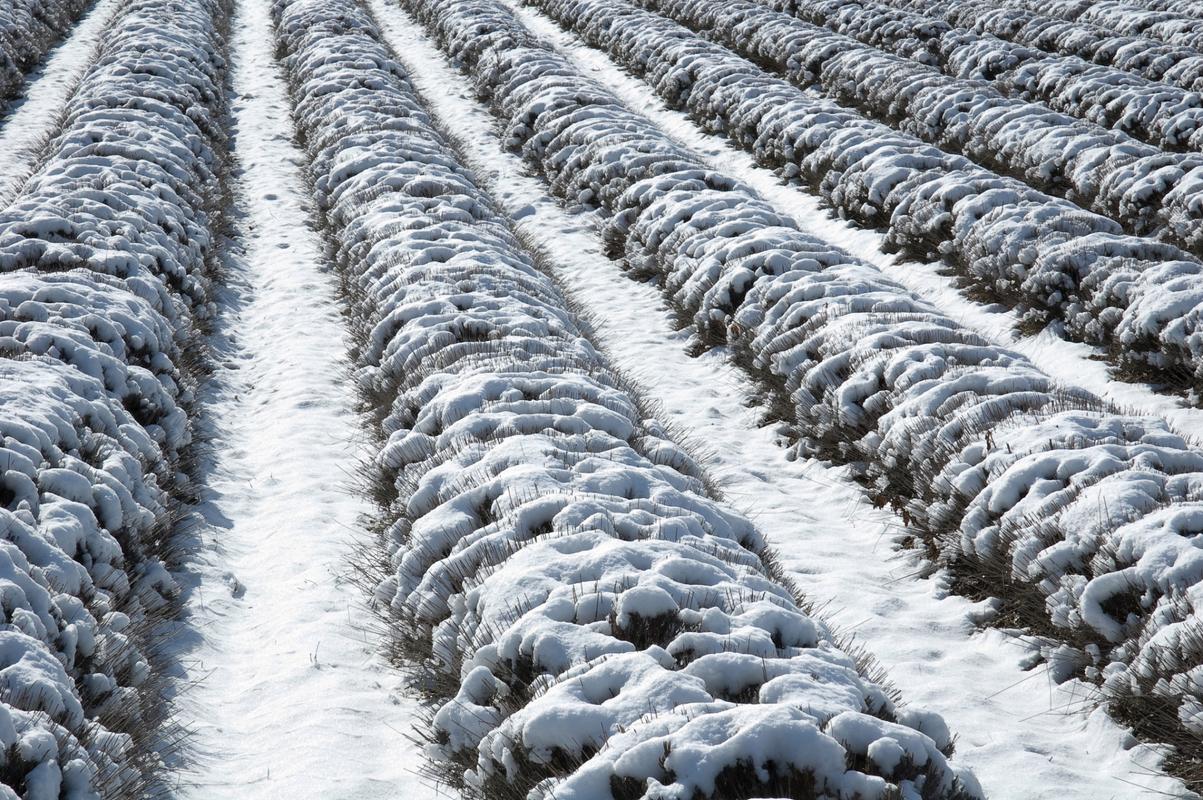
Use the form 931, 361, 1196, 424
514, 0, 1203, 402
779, 0, 1203, 154
643, 0, 1203, 258
0, 0, 228, 794
926, 0, 1203, 91
269, 1, 985, 798
1069, 1, 1203, 52
1140, 0, 1203, 20
409, 0, 1203, 783
0, 0, 93, 105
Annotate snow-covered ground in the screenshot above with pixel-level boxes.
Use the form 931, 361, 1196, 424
365, 1, 1190, 795
0, 0, 122, 205
174, 0, 436, 795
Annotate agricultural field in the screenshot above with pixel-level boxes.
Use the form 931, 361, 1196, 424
2, 0, 1203, 797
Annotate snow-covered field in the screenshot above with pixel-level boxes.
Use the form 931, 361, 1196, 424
3, 0, 1203, 796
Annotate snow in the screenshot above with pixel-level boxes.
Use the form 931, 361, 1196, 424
0, 0, 123, 206
3, 0, 1202, 794
778, 0, 1203, 151
528, 0, 1203, 396
0, 0, 227, 792
274, 0, 980, 797
366, 0, 1195, 794
0, 0, 91, 105
173, 0, 430, 795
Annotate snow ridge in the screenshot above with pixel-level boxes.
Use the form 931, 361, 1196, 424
271, 0, 983, 797
399, 0, 1203, 778
0, 0, 228, 793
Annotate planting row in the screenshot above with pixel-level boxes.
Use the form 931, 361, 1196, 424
0, 0, 227, 794
781, 0, 1203, 155
517, 0, 1203, 402
0, 0, 92, 104
1140, 1, 1203, 20
927, 0, 1203, 92
270, 0, 980, 797
406, 0, 1203, 779
643, 0, 1203, 258
1040, 0, 1203, 52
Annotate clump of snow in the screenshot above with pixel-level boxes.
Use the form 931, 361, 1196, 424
273, 0, 979, 796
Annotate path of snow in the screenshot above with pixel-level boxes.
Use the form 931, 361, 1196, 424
495, 0, 1203, 445
367, 1, 1189, 795
174, 0, 438, 795
0, 0, 123, 205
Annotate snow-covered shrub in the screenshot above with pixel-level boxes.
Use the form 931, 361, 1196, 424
765, 0, 950, 66
406, 0, 1203, 774
0, 0, 92, 104
272, 0, 982, 797
780, 0, 1203, 151
527, 0, 1203, 395
1074, 1, 1203, 52
999, 57, 1203, 152
952, 4, 1203, 92
653, 0, 1203, 249
0, 0, 228, 793
1141, 0, 1203, 20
